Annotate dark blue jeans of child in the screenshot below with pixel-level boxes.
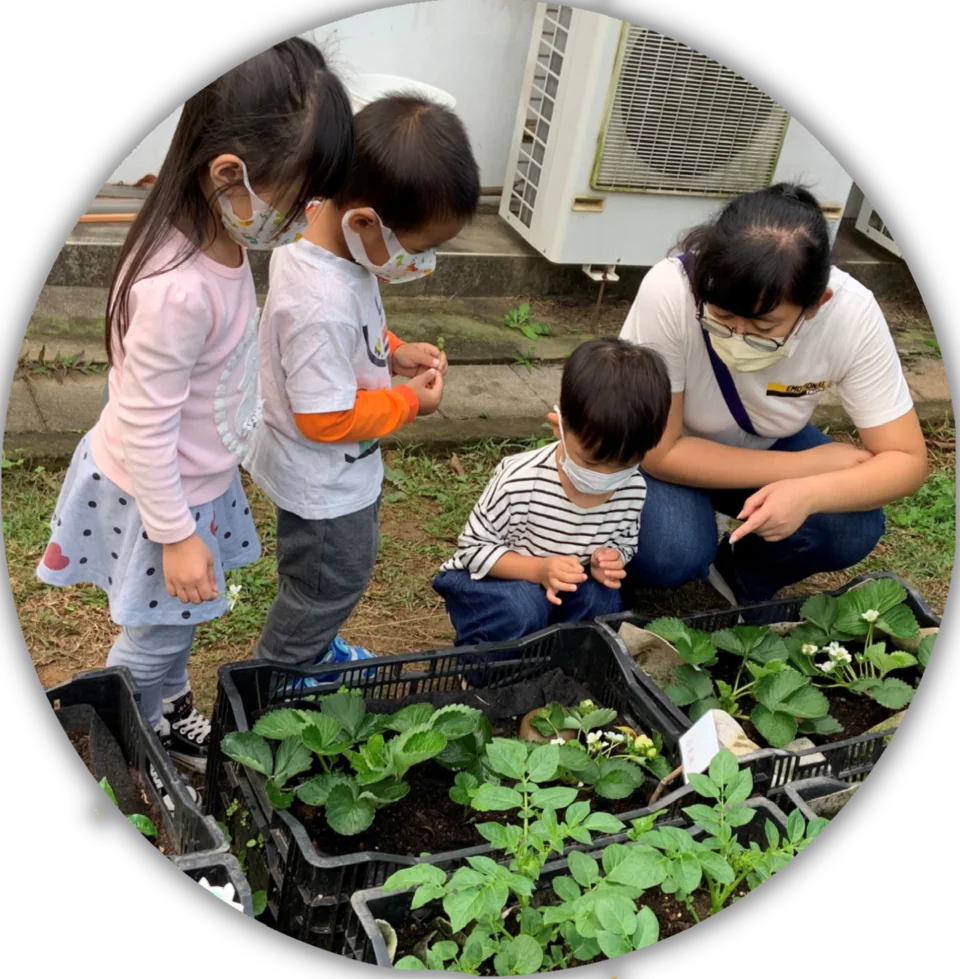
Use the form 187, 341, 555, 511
433, 569, 623, 646
627, 424, 885, 604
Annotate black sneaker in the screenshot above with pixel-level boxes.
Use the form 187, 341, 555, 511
160, 689, 211, 774
147, 760, 200, 812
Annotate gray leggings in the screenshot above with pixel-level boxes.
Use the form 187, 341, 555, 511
106, 624, 195, 726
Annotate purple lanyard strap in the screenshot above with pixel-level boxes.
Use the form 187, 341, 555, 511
676, 252, 759, 438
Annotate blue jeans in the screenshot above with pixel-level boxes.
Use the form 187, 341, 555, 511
627, 424, 885, 603
433, 569, 623, 646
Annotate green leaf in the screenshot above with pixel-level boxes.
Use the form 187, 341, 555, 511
751, 705, 798, 748
632, 905, 660, 948
127, 813, 158, 837
595, 758, 645, 800
264, 778, 295, 810
252, 708, 314, 740
697, 849, 735, 884
432, 941, 460, 964
708, 749, 739, 787
568, 849, 600, 887
221, 731, 273, 777
272, 737, 313, 787
558, 742, 591, 772
798, 715, 844, 736
595, 894, 637, 937
724, 769, 755, 807
581, 811, 626, 835
325, 783, 375, 835
360, 780, 409, 805
99, 776, 118, 807
596, 931, 632, 959
321, 689, 366, 739
485, 739, 528, 780
800, 593, 839, 634
296, 772, 353, 807
494, 935, 543, 977
526, 742, 560, 783
251, 891, 267, 916
608, 848, 669, 889
602, 842, 633, 875
687, 772, 719, 799
430, 705, 484, 739
682, 804, 722, 837
301, 715, 351, 755
754, 669, 808, 712
725, 805, 756, 827
471, 785, 524, 811
781, 684, 830, 720
393, 726, 447, 772
553, 876, 581, 902
876, 604, 919, 640
530, 786, 578, 810
787, 809, 805, 844
918, 633, 935, 668
395, 957, 427, 970
387, 703, 435, 732
383, 863, 447, 891
674, 851, 703, 893
679, 630, 719, 668
579, 708, 618, 731
675, 664, 716, 701
869, 678, 915, 710
444, 886, 490, 934
646, 616, 688, 644
765, 818, 780, 849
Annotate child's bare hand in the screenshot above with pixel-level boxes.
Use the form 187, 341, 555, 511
393, 342, 448, 378
163, 534, 218, 605
407, 368, 444, 416
539, 555, 587, 606
590, 548, 626, 589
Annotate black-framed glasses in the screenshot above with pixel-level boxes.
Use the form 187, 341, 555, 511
700, 307, 809, 353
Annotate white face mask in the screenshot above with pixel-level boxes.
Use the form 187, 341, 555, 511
707, 332, 798, 373
219, 161, 308, 250
341, 210, 437, 284
555, 407, 638, 495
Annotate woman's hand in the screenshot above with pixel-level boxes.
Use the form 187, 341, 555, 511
163, 534, 218, 604
392, 342, 449, 378
729, 479, 814, 544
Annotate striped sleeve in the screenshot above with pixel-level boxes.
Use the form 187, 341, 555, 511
447, 461, 514, 579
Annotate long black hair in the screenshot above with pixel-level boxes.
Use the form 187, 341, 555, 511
678, 183, 832, 318
105, 37, 354, 364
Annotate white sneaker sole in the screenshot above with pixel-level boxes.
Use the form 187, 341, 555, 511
169, 750, 208, 775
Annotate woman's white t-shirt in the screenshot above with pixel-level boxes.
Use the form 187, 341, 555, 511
620, 257, 914, 449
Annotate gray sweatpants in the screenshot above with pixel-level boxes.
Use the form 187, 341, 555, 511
106, 624, 195, 726
254, 499, 380, 667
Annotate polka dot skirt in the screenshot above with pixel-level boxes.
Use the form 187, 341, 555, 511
36, 436, 261, 627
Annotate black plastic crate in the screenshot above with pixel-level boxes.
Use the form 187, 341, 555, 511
170, 851, 255, 915
599, 572, 937, 792
346, 793, 790, 966
48, 666, 226, 856
204, 622, 691, 952
771, 776, 858, 823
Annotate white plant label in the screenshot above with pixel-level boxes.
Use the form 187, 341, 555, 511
679, 710, 722, 783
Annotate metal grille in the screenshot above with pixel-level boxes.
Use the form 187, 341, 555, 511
594, 27, 789, 196
508, 4, 572, 227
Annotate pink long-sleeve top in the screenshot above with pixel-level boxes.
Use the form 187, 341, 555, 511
90, 231, 261, 544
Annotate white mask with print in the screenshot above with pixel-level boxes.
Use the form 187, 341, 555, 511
219, 161, 308, 250
341, 210, 437, 283
555, 407, 638, 495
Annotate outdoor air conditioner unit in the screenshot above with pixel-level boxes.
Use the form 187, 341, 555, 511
500, 4, 853, 272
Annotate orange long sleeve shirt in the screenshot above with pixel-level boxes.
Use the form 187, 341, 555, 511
293, 332, 419, 443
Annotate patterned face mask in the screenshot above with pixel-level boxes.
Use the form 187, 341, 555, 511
341, 209, 436, 283
218, 161, 307, 250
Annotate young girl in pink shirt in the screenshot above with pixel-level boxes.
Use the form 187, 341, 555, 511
37, 38, 353, 780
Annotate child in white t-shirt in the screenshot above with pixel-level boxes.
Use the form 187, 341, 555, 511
245, 95, 480, 677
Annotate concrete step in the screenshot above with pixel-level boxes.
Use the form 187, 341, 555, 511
46, 215, 920, 300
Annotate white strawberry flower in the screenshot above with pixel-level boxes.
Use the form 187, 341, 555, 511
824, 641, 852, 664
606, 733, 625, 743
801, 644, 819, 656
861, 609, 880, 623
586, 732, 602, 745
226, 583, 242, 611
550, 737, 566, 746
817, 659, 836, 673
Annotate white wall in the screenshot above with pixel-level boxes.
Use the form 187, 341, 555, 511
108, 0, 536, 188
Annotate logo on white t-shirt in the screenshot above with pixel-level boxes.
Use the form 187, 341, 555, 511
215, 308, 263, 457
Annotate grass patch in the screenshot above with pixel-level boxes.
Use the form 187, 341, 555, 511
4, 426, 953, 715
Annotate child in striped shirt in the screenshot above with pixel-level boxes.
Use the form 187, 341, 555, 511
434, 338, 671, 644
